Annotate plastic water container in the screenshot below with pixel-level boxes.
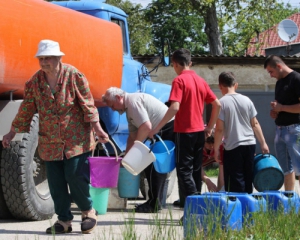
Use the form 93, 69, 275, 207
151, 135, 176, 174
183, 194, 242, 238
117, 167, 140, 198
261, 191, 300, 214
122, 141, 155, 175
90, 186, 110, 215
88, 140, 121, 188
253, 154, 284, 192
226, 192, 266, 224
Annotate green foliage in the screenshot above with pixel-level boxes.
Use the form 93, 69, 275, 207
219, 0, 300, 55
106, 0, 156, 55
204, 165, 219, 177
145, 0, 208, 54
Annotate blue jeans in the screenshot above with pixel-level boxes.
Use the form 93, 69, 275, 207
275, 124, 300, 175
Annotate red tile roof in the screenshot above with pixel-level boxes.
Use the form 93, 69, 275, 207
246, 13, 300, 56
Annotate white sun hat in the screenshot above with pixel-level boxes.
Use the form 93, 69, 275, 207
35, 39, 65, 57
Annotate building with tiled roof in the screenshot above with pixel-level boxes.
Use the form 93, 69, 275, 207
247, 12, 300, 56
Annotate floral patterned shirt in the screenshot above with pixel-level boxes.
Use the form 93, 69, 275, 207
12, 63, 99, 161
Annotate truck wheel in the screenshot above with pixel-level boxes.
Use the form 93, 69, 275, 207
139, 169, 177, 199
0, 144, 13, 219
0, 114, 54, 220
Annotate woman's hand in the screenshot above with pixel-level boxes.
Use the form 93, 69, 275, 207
2, 130, 16, 148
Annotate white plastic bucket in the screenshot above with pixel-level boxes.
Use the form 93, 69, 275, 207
121, 140, 156, 175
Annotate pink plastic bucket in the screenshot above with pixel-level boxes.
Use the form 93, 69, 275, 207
88, 140, 121, 188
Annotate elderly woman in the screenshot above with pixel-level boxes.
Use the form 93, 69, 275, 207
2, 40, 108, 234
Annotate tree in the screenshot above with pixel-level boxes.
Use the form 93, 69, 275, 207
219, 1, 299, 55
106, 0, 156, 55
145, 0, 208, 54
175, 0, 224, 55
163, 0, 299, 55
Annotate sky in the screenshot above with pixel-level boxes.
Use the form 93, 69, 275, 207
129, 0, 300, 8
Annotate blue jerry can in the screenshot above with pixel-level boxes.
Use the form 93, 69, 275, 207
183, 193, 242, 238
226, 192, 266, 224
261, 190, 300, 214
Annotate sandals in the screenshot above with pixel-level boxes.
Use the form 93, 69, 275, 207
135, 202, 161, 213
46, 220, 72, 234
81, 209, 98, 234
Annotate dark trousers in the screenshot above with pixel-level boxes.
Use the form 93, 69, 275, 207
144, 120, 174, 209
175, 131, 205, 207
223, 145, 255, 193
46, 151, 92, 222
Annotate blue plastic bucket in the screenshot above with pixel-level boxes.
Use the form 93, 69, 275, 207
151, 135, 175, 173
90, 186, 110, 215
183, 194, 242, 237
253, 154, 284, 192
118, 167, 140, 198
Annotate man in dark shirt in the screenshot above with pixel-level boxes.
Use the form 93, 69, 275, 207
264, 55, 300, 191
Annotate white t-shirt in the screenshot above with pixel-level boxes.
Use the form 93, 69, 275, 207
219, 93, 257, 150
124, 93, 172, 132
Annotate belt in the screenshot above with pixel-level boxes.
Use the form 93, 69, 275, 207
277, 123, 299, 129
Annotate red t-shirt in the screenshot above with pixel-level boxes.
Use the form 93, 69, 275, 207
202, 145, 224, 167
169, 70, 217, 132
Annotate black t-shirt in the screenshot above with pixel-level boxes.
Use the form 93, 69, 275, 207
275, 71, 300, 126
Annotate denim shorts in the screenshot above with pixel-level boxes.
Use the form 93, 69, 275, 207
274, 124, 300, 175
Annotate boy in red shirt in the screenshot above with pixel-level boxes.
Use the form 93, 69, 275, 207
150, 48, 221, 208
173, 135, 224, 207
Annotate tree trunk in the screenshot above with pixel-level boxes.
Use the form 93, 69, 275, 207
203, 3, 223, 55
190, 0, 223, 55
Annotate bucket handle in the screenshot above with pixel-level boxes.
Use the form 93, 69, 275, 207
92, 139, 119, 162
256, 153, 272, 160
154, 134, 170, 154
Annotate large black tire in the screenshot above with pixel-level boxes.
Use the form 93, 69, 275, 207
0, 114, 54, 220
0, 144, 13, 219
140, 168, 177, 199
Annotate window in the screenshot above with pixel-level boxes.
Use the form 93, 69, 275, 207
111, 18, 128, 55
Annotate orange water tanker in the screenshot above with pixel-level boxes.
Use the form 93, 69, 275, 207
0, 0, 123, 101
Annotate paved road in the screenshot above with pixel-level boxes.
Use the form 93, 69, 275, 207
0, 179, 184, 240
0, 177, 298, 240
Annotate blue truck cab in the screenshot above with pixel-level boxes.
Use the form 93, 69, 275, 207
52, 0, 171, 152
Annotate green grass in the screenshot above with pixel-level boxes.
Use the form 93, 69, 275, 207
204, 165, 219, 177
183, 206, 300, 240
120, 206, 300, 240
182, 192, 300, 240
38, 203, 300, 240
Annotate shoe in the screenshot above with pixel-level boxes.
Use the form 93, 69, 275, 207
135, 202, 161, 213
173, 199, 180, 207
46, 220, 72, 234
81, 209, 98, 234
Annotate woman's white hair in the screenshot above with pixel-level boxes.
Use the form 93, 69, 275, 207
102, 87, 125, 103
